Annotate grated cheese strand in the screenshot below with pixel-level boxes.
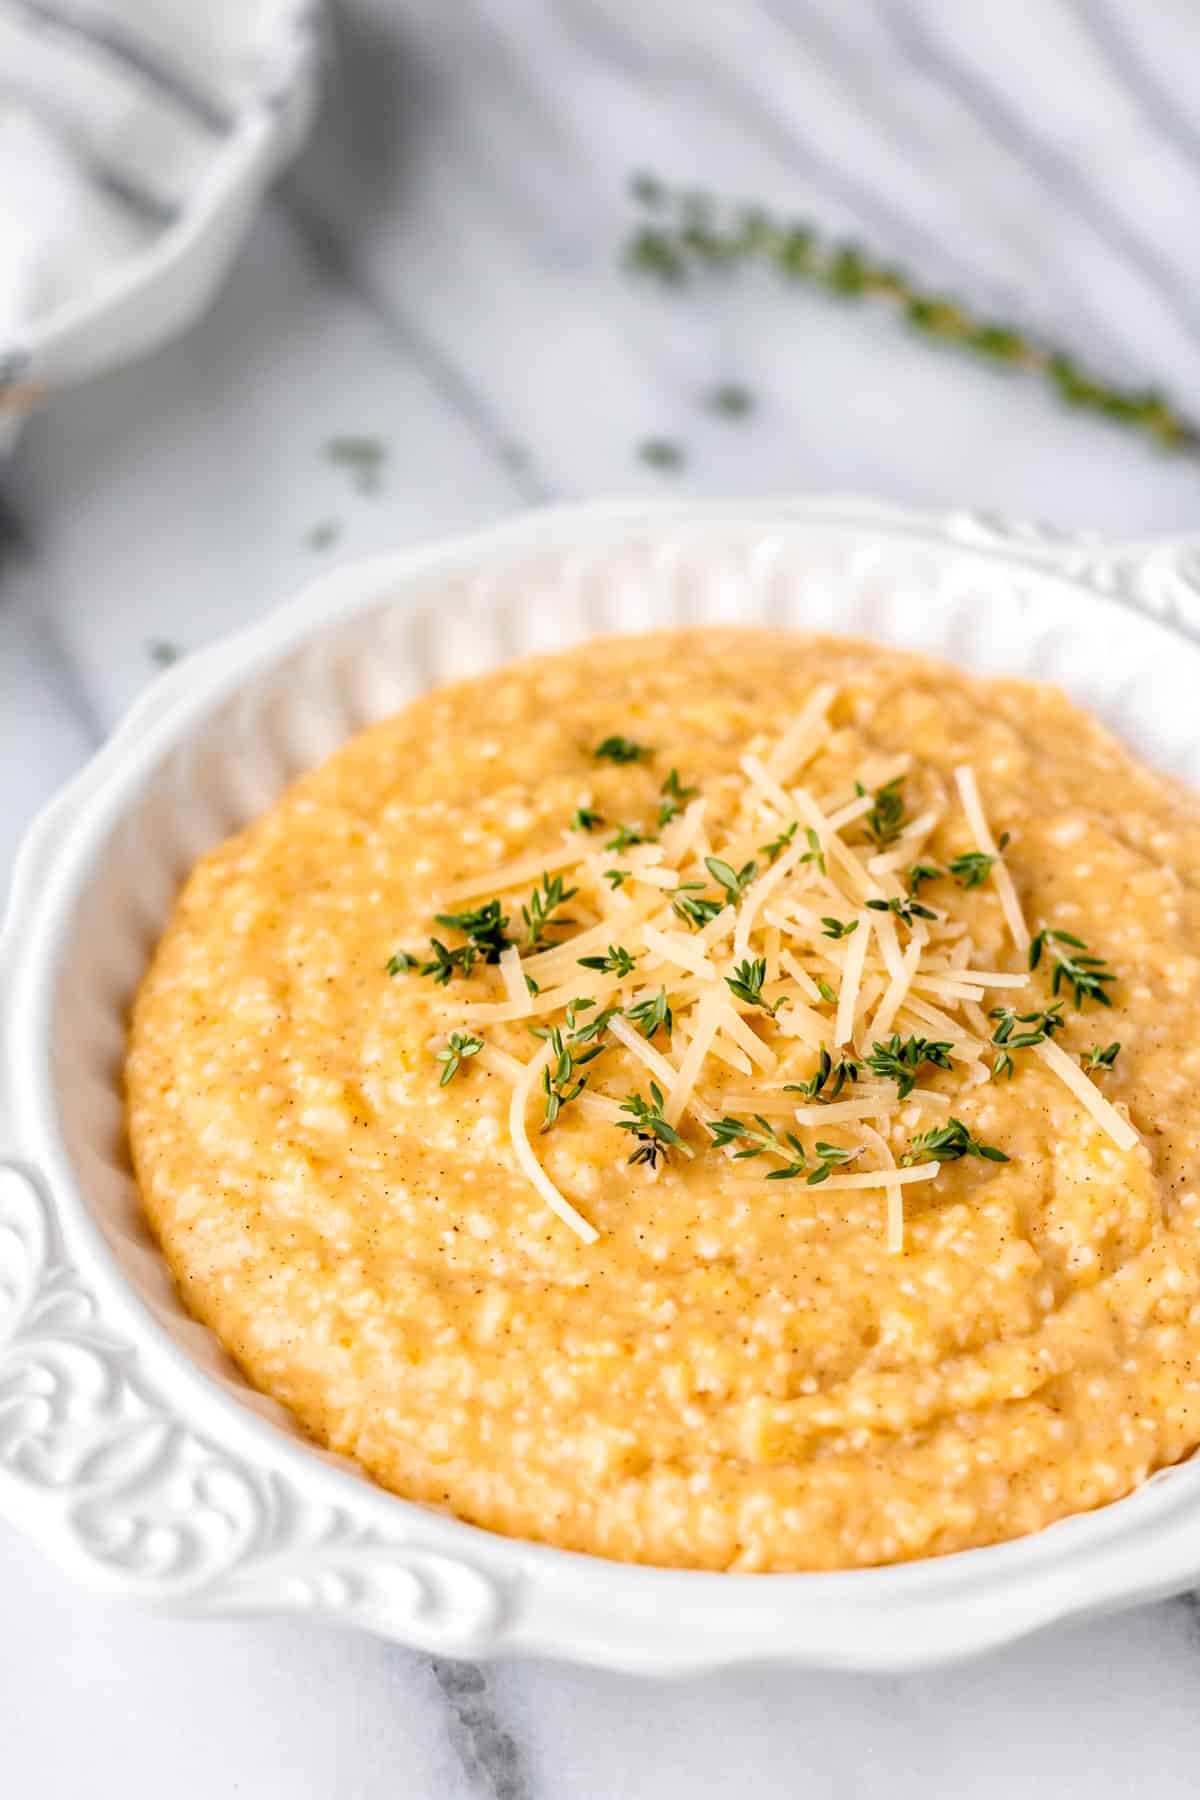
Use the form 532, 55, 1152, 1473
509, 1045, 599, 1243
859, 1121, 905, 1256
1034, 1038, 1140, 1152
954, 765, 1029, 952
663, 992, 724, 1126
835, 913, 871, 1046
499, 945, 532, 1013
764, 682, 837, 782
442, 840, 587, 904
871, 935, 922, 1042
734, 837, 807, 955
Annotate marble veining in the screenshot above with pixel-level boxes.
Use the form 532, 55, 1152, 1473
5, 2, 1200, 1794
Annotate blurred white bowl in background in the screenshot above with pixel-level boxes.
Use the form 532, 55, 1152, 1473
0, 0, 322, 450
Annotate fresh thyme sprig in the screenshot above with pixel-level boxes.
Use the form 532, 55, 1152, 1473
625, 987, 674, 1039
434, 1032, 484, 1087
606, 822, 652, 852
1029, 928, 1116, 1008
989, 1002, 1066, 1080
671, 882, 725, 930
784, 1045, 862, 1102
858, 777, 907, 850
798, 826, 826, 876
578, 944, 639, 977
434, 898, 511, 960
725, 957, 785, 1016
521, 874, 578, 953
709, 1114, 862, 1183
907, 862, 943, 894
594, 734, 653, 764
658, 767, 698, 826
866, 1034, 953, 1099
761, 820, 798, 864
866, 895, 938, 929
821, 916, 859, 940
901, 1118, 1009, 1166
538, 1021, 606, 1131
705, 855, 758, 902
949, 834, 1010, 890
617, 1082, 692, 1168
625, 178, 1200, 456
1083, 1041, 1122, 1071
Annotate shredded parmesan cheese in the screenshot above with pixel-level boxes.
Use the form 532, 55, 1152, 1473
835, 914, 871, 1046
764, 682, 836, 782
954, 765, 1029, 952
1034, 1038, 1140, 1152
442, 841, 586, 904
509, 1045, 598, 1243
499, 945, 531, 1013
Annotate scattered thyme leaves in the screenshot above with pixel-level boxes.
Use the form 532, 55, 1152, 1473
639, 437, 685, 471
990, 1002, 1066, 1079
326, 435, 386, 493
901, 1118, 1009, 1166
434, 1032, 483, 1087
578, 944, 639, 977
709, 1114, 861, 1183
604, 868, 631, 889
725, 957, 785, 1016
570, 806, 605, 832
705, 855, 758, 903
606, 821, 652, 852
671, 882, 724, 930
761, 821, 798, 864
625, 986, 674, 1040
433, 898, 511, 964
658, 767, 698, 826
821, 916, 859, 940
1029, 928, 1115, 1008
594, 735, 653, 765
520, 873, 578, 953
1083, 1041, 1122, 1071
866, 1034, 954, 1099
799, 826, 826, 876
948, 836, 1008, 889
858, 777, 907, 850
784, 1046, 861, 1102
907, 862, 943, 894
617, 1082, 691, 1168
540, 1025, 595, 1131
866, 895, 938, 929
706, 382, 754, 417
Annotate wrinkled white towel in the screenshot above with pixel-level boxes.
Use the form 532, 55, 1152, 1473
0, 0, 320, 448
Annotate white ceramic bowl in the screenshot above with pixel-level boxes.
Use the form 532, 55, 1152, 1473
0, 0, 320, 450
5, 498, 1200, 1675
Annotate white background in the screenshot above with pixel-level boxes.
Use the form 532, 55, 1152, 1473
5, 2, 1200, 1794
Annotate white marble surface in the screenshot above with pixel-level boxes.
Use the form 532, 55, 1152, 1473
6, 1, 1200, 1793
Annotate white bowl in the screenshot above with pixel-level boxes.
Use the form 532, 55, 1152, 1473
4, 497, 1200, 1675
0, 0, 320, 450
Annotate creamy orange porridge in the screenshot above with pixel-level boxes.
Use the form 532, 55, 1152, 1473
126, 627, 1200, 1571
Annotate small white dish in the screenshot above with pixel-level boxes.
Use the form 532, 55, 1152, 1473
3, 497, 1200, 1674
0, 0, 320, 450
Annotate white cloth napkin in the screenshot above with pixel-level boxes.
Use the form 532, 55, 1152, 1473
0, 0, 320, 449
